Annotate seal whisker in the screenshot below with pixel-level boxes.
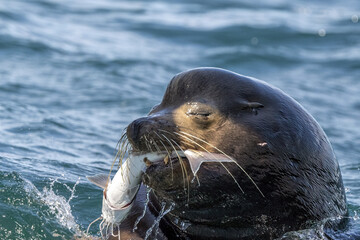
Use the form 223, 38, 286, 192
114, 130, 127, 157
158, 129, 199, 193
118, 142, 130, 181
153, 131, 174, 181
150, 137, 162, 153
117, 140, 129, 170
161, 133, 187, 190
115, 139, 130, 181
143, 136, 152, 153
174, 131, 245, 194
170, 139, 191, 202
106, 136, 129, 191
144, 135, 154, 152
157, 129, 193, 149
167, 139, 187, 191
179, 131, 265, 197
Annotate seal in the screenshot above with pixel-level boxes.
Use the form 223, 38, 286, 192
119, 67, 347, 239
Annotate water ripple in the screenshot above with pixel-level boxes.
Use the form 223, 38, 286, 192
0, 0, 359, 239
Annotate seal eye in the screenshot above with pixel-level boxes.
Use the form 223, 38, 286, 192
185, 102, 215, 125
187, 111, 212, 117
187, 111, 212, 125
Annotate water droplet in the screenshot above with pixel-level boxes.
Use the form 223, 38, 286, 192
354, 210, 359, 221
352, 15, 359, 23
318, 29, 326, 37
180, 221, 191, 230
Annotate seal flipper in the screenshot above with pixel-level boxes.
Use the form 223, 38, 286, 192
184, 150, 233, 176
87, 174, 110, 189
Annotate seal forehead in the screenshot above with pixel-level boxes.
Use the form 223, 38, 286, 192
160, 68, 276, 110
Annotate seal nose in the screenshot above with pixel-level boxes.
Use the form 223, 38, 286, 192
126, 117, 148, 150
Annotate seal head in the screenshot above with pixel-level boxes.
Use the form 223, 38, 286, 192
126, 68, 347, 239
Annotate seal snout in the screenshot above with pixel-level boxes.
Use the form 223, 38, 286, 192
126, 116, 177, 152
126, 117, 149, 151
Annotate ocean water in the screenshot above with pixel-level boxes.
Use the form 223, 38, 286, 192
0, 0, 359, 239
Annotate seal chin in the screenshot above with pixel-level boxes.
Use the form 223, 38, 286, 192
140, 151, 191, 191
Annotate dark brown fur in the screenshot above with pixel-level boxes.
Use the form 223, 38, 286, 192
121, 68, 347, 239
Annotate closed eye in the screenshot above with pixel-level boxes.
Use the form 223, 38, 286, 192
187, 111, 212, 117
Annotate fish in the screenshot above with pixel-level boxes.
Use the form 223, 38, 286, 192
86, 150, 233, 238
87, 156, 144, 225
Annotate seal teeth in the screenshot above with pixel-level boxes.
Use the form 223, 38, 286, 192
164, 155, 169, 165
143, 157, 152, 167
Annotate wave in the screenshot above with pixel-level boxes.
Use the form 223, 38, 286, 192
0, 171, 83, 239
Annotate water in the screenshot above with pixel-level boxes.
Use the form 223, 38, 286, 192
144, 202, 174, 240
133, 187, 151, 233
0, 0, 359, 239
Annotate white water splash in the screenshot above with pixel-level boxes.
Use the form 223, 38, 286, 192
98, 221, 121, 240
23, 177, 82, 237
132, 187, 151, 232
144, 202, 175, 240
354, 210, 359, 221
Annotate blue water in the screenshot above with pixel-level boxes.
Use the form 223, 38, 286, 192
0, 0, 359, 239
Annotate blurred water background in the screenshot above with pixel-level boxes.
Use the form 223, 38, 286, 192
0, 0, 359, 239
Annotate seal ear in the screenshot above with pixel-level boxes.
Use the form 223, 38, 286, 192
149, 103, 160, 115
238, 101, 264, 115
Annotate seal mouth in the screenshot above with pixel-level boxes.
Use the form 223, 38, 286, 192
121, 126, 264, 198
132, 150, 186, 165
129, 150, 192, 195
132, 149, 236, 181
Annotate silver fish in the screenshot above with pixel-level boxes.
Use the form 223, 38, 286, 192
86, 150, 231, 238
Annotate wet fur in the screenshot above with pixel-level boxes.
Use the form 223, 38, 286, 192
94, 68, 347, 239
